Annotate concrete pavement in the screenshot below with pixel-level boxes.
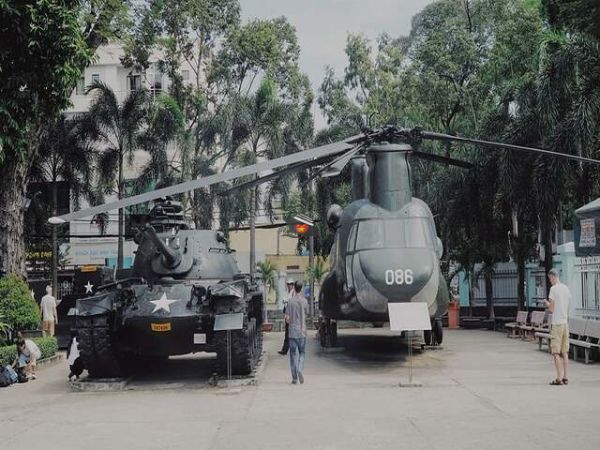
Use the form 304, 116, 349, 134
1, 328, 599, 450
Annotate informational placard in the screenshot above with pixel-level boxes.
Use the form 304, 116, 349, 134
388, 302, 431, 331
580, 218, 597, 248
214, 313, 244, 331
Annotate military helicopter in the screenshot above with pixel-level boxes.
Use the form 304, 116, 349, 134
50, 126, 600, 353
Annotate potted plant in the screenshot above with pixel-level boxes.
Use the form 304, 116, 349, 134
257, 259, 277, 332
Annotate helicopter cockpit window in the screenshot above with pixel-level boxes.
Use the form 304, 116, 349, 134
353, 218, 434, 250
355, 221, 384, 250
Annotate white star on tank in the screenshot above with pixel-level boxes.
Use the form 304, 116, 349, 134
84, 281, 94, 294
150, 293, 179, 313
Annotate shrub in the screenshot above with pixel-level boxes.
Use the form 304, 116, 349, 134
0, 274, 41, 332
0, 336, 57, 366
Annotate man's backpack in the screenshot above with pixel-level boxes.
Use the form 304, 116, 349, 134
16, 367, 28, 383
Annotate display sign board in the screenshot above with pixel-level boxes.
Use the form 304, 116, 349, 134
214, 313, 244, 331
575, 217, 600, 256
388, 302, 431, 331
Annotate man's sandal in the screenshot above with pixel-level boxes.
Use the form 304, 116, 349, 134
549, 379, 563, 385
562, 378, 568, 385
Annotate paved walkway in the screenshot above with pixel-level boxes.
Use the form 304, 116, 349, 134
1, 329, 599, 450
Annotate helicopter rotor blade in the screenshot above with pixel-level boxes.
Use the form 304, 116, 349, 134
218, 152, 337, 196
300, 145, 363, 188
420, 130, 600, 166
49, 135, 364, 224
321, 146, 363, 178
411, 150, 473, 169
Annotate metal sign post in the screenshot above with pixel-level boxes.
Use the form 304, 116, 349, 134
388, 302, 431, 388
214, 313, 244, 393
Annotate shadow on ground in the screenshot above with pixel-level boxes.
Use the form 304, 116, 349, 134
314, 330, 425, 369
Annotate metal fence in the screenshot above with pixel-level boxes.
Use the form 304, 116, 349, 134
575, 256, 600, 319
471, 265, 519, 307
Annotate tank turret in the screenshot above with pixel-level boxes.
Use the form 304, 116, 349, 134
143, 226, 182, 268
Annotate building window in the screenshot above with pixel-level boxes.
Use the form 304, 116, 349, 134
128, 74, 142, 92
75, 77, 85, 95
149, 64, 163, 94
91, 73, 100, 84
182, 70, 189, 82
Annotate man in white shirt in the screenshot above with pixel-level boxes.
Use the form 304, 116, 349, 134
544, 269, 571, 386
40, 285, 58, 337
278, 279, 295, 355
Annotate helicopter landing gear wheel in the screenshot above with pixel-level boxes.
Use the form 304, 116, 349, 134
319, 318, 337, 348
432, 318, 443, 345
423, 329, 432, 346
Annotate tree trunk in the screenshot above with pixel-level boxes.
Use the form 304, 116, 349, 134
468, 273, 474, 317
517, 251, 526, 312
117, 154, 124, 270
0, 156, 29, 276
52, 180, 58, 298
485, 269, 494, 319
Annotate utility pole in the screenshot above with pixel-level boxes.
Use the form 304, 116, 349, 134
308, 232, 314, 318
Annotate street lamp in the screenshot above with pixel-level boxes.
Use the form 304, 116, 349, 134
292, 214, 315, 317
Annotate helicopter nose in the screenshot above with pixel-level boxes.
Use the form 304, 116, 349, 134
356, 248, 435, 300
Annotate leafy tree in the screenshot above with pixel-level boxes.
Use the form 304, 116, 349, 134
0, 0, 91, 276
124, 2, 311, 231
0, 0, 128, 277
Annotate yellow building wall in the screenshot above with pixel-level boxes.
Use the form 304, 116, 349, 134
229, 228, 297, 255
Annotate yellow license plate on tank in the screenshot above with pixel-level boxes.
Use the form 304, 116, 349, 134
151, 322, 171, 332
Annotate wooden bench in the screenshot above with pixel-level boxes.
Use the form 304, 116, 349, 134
533, 312, 552, 333
571, 318, 600, 364
506, 311, 528, 338
520, 311, 545, 340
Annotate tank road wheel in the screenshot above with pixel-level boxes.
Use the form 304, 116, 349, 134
215, 317, 262, 376
432, 318, 443, 345
77, 315, 122, 378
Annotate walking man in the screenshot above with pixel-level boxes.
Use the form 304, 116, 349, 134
40, 285, 58, 337
278, 279, 295, 355
286, 280, 309, 384
545, 269, 571, 385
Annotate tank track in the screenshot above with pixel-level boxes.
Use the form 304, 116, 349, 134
76, 315, 122, 378
214, 303, 263, 376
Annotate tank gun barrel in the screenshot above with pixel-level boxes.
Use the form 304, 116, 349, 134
144, 226, 181, 268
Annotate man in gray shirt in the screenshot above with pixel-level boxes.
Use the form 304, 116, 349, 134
286, 281, 309, 384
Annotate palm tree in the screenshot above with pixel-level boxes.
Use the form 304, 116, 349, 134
83, 83, 185, 269
31, 116, 95, 295
225, 79, 291, 274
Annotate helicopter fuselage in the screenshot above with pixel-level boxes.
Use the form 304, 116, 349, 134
320, 197, 449, 322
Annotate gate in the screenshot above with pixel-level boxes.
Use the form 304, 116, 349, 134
575, 256, 600, 319
471, 264, 518, 307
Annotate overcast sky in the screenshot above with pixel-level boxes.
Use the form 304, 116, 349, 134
241, 0, 434, 129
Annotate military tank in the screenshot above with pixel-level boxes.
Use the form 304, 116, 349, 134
75, 198, 264, 378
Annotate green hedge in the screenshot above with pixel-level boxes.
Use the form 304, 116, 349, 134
0, 274, 41, 331
0, 336, 57, 367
